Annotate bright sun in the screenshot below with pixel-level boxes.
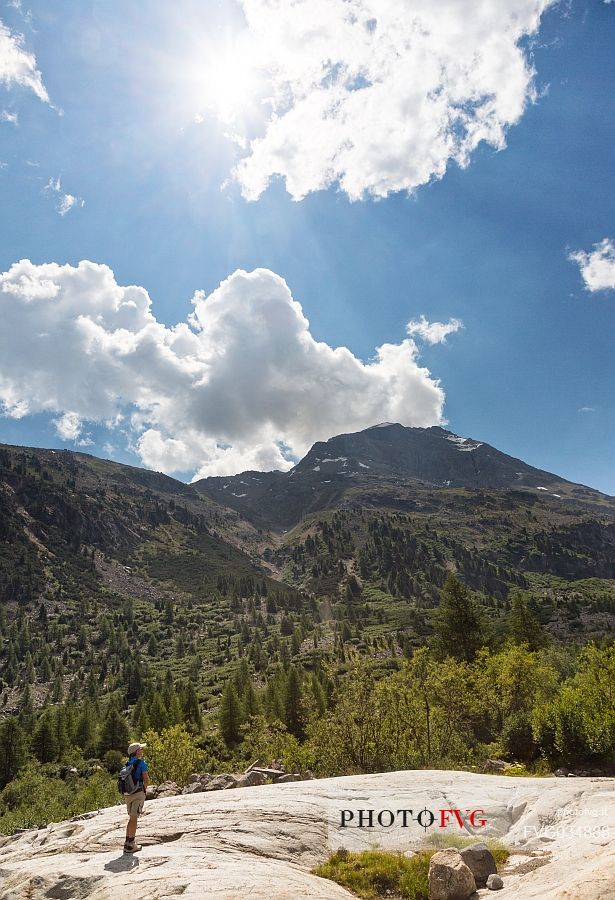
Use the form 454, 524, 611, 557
191, 34, 266, 127
203, 50, 255, 121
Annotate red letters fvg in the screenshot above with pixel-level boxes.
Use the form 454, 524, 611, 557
339, 808, 488, 829
438, 809, 487, 829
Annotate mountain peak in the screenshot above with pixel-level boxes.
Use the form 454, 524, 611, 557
194, 422, 613, 528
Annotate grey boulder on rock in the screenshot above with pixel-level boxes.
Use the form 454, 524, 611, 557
236, 771, 267, 788
204, 773, 238, 791
459, 842, 497, 886
428, 848, 477, 900
182, 781, 205, 794
156, 781, 179, 798
487, 873, 504, 890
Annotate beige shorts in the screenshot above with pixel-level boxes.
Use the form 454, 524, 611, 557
125, 789, 145, 817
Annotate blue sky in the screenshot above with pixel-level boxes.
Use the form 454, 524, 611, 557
1, 0, 614, 490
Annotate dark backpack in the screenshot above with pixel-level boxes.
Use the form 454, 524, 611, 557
118, 758, 141, 795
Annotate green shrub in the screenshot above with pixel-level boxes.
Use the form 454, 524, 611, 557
0, 764, 118, 835
103, 749, 125, 774
501, 763, 531, 777
141, 724, 204, 786
313, 848, 434, 899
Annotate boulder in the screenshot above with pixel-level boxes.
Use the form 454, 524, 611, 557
199, 773, 212, 785
182, 782, 205, 794
204, 774, 238, 791
486, 873, 504, 890
554, 768, 569, 777
236, 771, 267, 788
459, 842, 497, 886
274, 773, 303, 784
428, 848, 477, 900
156, 780, 179, 797
187, 773, 201, 784
483, 759, 507, 774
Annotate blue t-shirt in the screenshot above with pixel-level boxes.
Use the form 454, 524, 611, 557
128, 756, 148, 788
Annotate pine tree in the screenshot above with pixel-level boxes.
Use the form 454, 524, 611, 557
125, 661, 143, 702
6, 641, 18, 683
133, 699, 151, 737
311, 673, 327, 716
54, 706, 69, 756
18, 682, 35, 731
24, 652, 35, 684
218, 681, 242, 747
31, 711, 59, 763
98, 705, 130, 755
234, 658, 250, 695
166, 691, 184, 725
52, 674, 64, 702
39, 653, 52, 682
508, 593, 546, 651
181, 681, 203, 730
149, 691, 168, 732
74, 704, 97, 756
162, 672, 183, 725
432, 574, 487, 662
264, 676, 285, 721
284, 666, 305, 739
0, 717, 26, 787
242, 681, 261, 719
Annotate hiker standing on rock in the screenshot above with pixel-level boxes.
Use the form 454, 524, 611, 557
121, 741, 149, 853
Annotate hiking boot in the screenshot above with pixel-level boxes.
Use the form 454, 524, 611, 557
123, 839, 142, 853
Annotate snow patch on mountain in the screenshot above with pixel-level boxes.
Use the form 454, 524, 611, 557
445, 433, 483, 452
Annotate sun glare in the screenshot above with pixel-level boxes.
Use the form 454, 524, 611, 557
203, 50, 253, 121
192, 36, 266, 127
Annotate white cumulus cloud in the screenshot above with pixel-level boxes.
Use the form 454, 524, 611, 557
569, 238, 615, 292
0, 18, 48, 102
0, 260, 451, 478
229, 0, 555, 201
406, 315, 463, 344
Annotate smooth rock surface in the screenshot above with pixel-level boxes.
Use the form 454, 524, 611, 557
0, 770, 613, 899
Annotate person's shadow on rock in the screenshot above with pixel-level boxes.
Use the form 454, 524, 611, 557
104, 855, 140, 873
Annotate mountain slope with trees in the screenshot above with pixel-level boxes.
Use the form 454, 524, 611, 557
0, 426, 614, 833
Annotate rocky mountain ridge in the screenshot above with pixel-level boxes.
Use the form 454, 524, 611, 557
193, 424, 614, 528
